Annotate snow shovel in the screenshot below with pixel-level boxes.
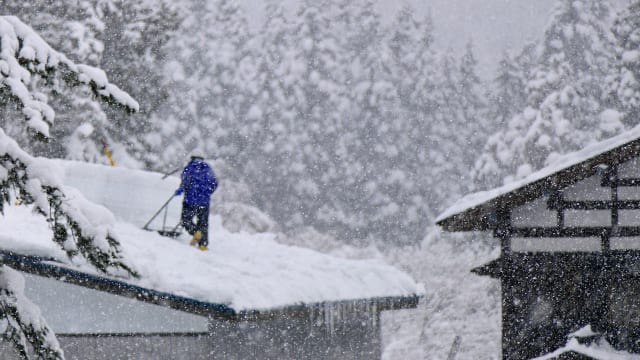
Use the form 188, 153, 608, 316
143, 194, 182, 238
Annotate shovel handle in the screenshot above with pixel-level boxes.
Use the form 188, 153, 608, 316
143, 194, 176, 230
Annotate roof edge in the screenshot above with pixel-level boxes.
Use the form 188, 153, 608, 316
2, 251, 421, 321
235, 294, 422, 321
437, 136, 640, 232
1, 251, 236, 318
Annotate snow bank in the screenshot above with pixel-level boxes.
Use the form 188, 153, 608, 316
533, 326, 639, 360
0, 160, 422, 311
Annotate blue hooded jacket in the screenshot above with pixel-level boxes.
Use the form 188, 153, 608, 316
177, 159, 218, 205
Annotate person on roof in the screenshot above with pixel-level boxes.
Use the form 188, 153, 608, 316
174, 152, 218, 250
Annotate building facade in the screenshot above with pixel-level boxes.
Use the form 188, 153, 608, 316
437, 133, 640, 359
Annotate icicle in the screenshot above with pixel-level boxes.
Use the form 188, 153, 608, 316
372, 302, 378, 329
324, 302, 330, 333
332, 303, 335, 335
309, 307, 316, 332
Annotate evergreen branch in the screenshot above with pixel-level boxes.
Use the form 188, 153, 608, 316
0, 267, 64, 360
0, 153, 137, 278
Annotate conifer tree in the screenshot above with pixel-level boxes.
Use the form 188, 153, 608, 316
0, 16, 138, 358
490, 49, 531, 130
475, 0, 620, 184
260, 0, 346, 230
147, 0, 254, 171
243, 0, 300, 213
143, 0, 203, 169
376, 5, 443, 242
611, 0, 640, 128
424, 49, 475, 209
95, 0, 179, 168
0, 0, 108, 163
457, 42, 488, 164
474, 54, 523, 188
196, 0, 254, 167
0, 0, 178, 168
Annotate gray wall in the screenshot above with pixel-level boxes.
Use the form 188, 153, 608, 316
207, 309, 381, 360
59, 333, 211, 360
1, 307, 382, 360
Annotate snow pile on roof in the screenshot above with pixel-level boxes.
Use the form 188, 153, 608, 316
0, 16, 138, 137
0, 159, 422, 311
437, 124, 640, 223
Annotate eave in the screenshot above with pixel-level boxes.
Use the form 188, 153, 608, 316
1, 251, 420, 321
437, 137, 640, 232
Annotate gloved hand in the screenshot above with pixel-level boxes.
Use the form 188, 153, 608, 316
174, 188, 183, 196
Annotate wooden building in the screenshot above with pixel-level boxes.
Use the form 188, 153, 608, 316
436, 130, 640, 359
0, 251, 418, 360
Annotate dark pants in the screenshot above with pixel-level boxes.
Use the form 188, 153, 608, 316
181, 203, 209, 247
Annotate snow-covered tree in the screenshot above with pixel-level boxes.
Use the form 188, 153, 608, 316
0, 0, 107, 162
0, 266, 63, 359
473, 45, 533, 189
251, 0, 347, 231
369, 5, 443, 243
94, 0, 179, 168
240, 0, 300, 211
142, 0, 199, 169
190, 0, 254, 164
421, 47, 483, 211
0, 16, 138, 358
147, 0, 255, 171
502, 43, 537, 121
457, 42, 488, 163
610, 0, 640, 128
0, 0, 178, 168
476, 0, 621, 184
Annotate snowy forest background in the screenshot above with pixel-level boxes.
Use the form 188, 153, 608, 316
3, 0, 640, 358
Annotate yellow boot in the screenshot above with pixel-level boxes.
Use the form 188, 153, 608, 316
189, 231, 202, 246
198, 245, 208, 251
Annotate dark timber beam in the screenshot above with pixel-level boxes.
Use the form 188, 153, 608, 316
509, 227, 640, 238
547, 200, 640, 210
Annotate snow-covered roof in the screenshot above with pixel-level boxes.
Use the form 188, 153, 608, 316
437, 125, 640, 232
0, 160, 422, 315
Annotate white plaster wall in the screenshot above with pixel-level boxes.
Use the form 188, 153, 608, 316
611, 237, 640, 250
618, 210, 640, 227
562, 175, 611, 201
511, 197, 558, 227
618, 187, 640, 200
618, 158, 640, 179
511, 237, 601, 252
564, 210, 611, 227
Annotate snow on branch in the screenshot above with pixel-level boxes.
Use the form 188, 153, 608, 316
0, 15, 139, 277
0, 14, 139, 360
0, 16, 139, 138
0, 266, 64, 359
0, 129, 136, 277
